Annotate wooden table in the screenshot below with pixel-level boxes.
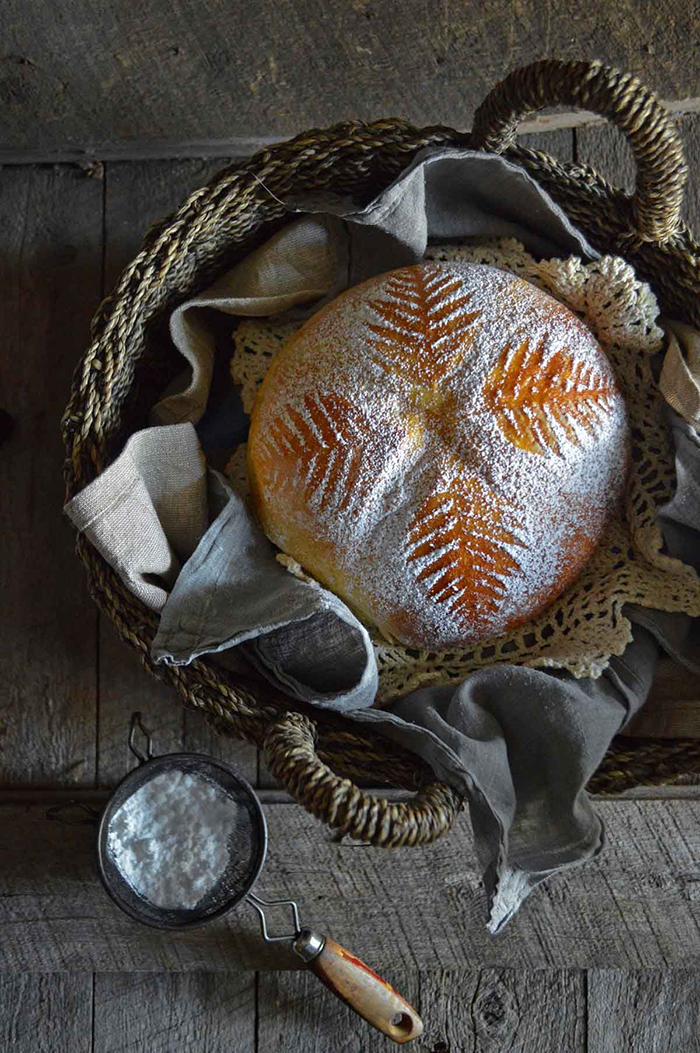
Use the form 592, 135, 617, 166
3, 88, 700, 1053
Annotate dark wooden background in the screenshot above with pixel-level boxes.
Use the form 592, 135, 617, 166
3, 1, 700, 1049
2, 0, 700, 161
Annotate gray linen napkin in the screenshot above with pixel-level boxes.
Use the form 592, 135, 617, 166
155, 217, 339, 426
152, 470, 378, 711
64, 147, 700, 930
154, 147, 597, 429
317, 145, 599, 288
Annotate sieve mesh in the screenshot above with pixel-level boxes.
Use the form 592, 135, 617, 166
97, 753, 267, 931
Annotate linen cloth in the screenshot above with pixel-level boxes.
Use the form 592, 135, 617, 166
153, 468, 378, 711
65, 424, 208, 610
64, 148, 700, 930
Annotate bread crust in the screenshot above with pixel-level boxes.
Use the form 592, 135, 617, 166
248, 262, 629, 649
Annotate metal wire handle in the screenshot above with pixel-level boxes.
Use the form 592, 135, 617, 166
128, 711, 154, 764
248, 891, 302, 943
471, 58, 688, 243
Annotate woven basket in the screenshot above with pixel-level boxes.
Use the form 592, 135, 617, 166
62, 59, 700, 848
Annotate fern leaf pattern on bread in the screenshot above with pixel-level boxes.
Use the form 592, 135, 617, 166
258, 391, 373, 514
248, 261, 629, 648
483, 336, 618, 456
366, 264, 481, 387
406, 477, 525, 625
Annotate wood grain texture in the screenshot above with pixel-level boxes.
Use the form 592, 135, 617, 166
577, 112, 700, 232
258, 967, 586, 1052
0, 165, 102, 787
0, 973, 93, 1052
103, 157, 239, 290
576, 120, 636, 194
518, 128, 575, 164
588, 970, 700, 1052
99, 157, 258, 787
624, 657, 700, 738
2, 0, 700, 154
4, 797, 700, 971
677, 114, 700, 235
0, 104, 698, 166
92, 973, 255, 1052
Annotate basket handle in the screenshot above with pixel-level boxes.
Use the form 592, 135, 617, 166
263, 713, 462, 846
470, 58, 687, 244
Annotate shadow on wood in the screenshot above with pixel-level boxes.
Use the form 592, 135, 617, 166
4, 796, 700, 971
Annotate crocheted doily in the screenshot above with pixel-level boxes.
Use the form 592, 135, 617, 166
228, 240, 700, 704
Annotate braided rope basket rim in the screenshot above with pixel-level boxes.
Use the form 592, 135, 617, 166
62, 59, 700, 845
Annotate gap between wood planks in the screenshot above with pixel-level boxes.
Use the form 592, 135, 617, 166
4, 969, 700, 1052
3, 785, 700, 807
2, 96, 700, 165
4, 794, 700, 972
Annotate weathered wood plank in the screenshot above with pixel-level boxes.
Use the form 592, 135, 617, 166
624, 657, 700, 738
0, 974, 93, 1052
92, 973, 255, 1052
3, 797, 700, 970
577, 112, 700, 232
99, 157, 258, 787
103, 158, 240, 291
576, 120, 636, 194
2, 0, 700, 155
2, 102, 699, 165
613, 785, 700, 800
0, 165, 102, 787
678, 113, 700, 235
3, 783, 700, 806
259, 967, 586, 1052
588, 970, 700, 1052
518, 128, 574, 164
96, 640, 184, 789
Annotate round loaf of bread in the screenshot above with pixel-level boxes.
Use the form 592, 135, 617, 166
247, 261, 629, 649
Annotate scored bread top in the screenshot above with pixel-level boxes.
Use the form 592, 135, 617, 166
247, 261, 629, 649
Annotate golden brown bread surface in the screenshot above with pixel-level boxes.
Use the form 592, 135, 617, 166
248, 261, 629, 649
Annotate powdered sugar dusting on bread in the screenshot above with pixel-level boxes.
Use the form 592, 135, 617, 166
248, 262, 629, 648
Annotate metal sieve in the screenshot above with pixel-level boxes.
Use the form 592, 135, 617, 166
92, 713, 422, 1043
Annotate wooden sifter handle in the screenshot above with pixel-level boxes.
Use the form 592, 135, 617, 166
294, 931, 423, 1043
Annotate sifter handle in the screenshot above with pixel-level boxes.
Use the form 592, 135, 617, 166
294, 930, 423, 1043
